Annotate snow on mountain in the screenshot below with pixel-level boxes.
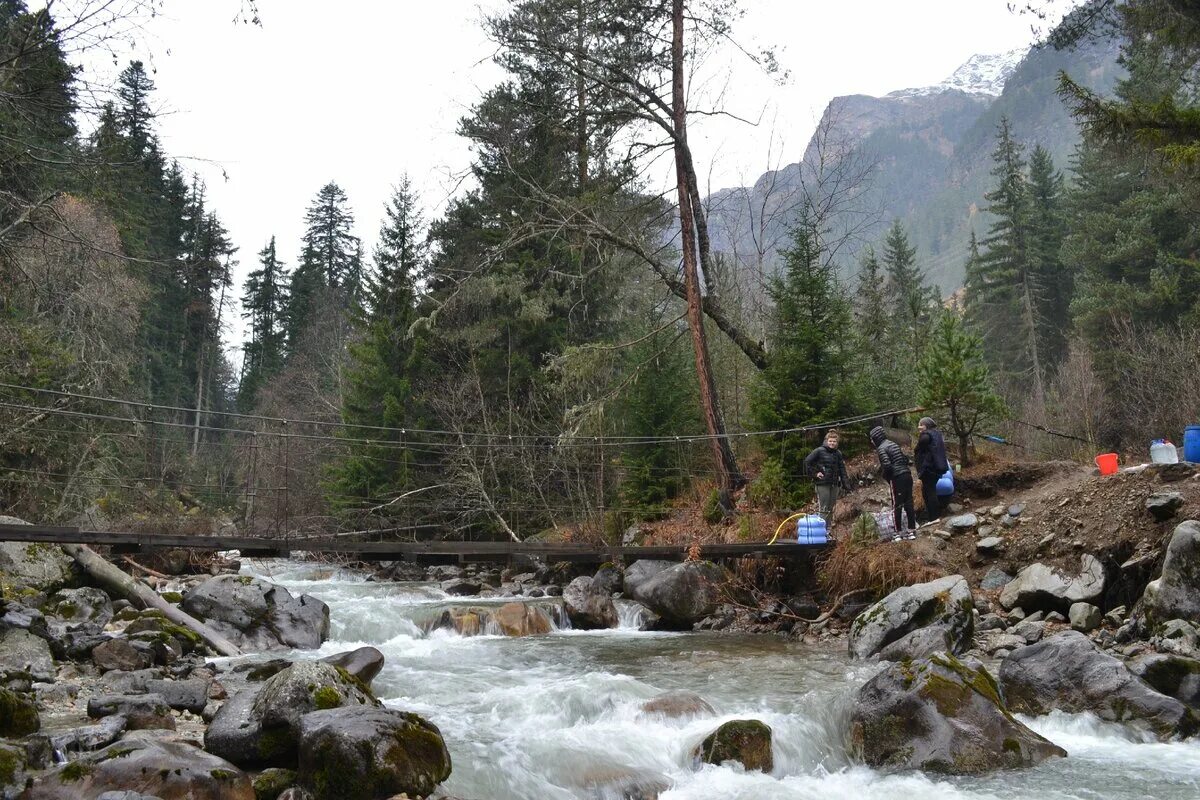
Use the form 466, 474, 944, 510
888, 47, 1030, 99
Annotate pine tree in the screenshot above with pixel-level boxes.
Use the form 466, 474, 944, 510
1028, 145, 1071, 368
285, 181, 361, 345
854, 246, 889, 406
239, 236, 288, 409
326, 177, 429, 512
750, 221, 859, 508
880, 220, 935, 402
917, 313, 1005, 468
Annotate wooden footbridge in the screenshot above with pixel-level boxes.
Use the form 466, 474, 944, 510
0, 523, 828, 566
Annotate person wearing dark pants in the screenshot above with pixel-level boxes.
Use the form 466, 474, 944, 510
870, 425, 916, 536
915, 416, 950, 524
803, 429, 851, 526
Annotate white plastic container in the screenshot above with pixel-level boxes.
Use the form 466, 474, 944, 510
1151, 440, 1180, 465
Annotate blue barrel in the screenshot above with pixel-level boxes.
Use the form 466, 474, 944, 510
796, 514, 828, 545
1185, 425, 1200, 464
936, 468, 955, 497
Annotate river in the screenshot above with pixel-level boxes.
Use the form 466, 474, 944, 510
241, 561, 1200, 800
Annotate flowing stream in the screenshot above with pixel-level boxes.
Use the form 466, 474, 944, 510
241, 561, 1200, 799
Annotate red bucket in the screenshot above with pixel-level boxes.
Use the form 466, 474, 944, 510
1095, 452, 1119, 476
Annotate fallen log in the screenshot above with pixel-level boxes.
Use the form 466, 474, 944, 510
61, 543, 242, 657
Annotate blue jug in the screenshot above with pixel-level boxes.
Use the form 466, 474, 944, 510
936, 468, 955, 497
796, 514, 828, 544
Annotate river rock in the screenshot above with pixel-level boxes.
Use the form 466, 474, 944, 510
998, 555, 1105, 613
0, 627, 54, 682
92, 638, 153, 672
1146, 492, 1185, 522
947, 514, 978, 533
22, 732, 254, 800
1069, 602, 1102, 632
1128, 653, 1200, 707
50, 714, 127, 754
1143, 521, 1200, 624
999, 630, 1198, 739
980, 568, 1013, 591
252, 767, 298, 800
296, 707, 452, 800
0, 687, 39, 737
0, 518, 74, 593
848, 575, 973, 661
87, 693, 175, 730
0, 741, 29, 799
622, 560, 675, 599
145, 678, 211, 713
563, 576, 618, 629
850, 654, 1066, 774
640, 690, 714, 719
320, 646, 385, 687
593, 563, 623, 596
441, 579, 482, 596
182, 575, 329, 651
43, 586, 114, 628
631, 561, 725, 628
695, 719, 773, 772
976, 537, 1004, 555
491, 602, 553, 636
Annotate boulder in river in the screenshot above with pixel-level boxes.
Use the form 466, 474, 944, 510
999, 630, 1198, 739
998, 555, 1105, 614
563, 576, 618, 629
631, 561, 725, 629
86, 693, 175, 730
1128, 653, 1200, 707
1142, 521, 1200, 625
640, 690, 715, 719
623, 560, 675, 599
320, 646, 385, 687
22, 731, 254, 800
848, 575, 974, 661
0, 517, 74, 593
0, 626, 55, 682
206, 660, 379, 768
694, 720, 773, 772
0, 686, 39, 737
491, 602, 553, 637
593, 563, 623, 596
297, 706, 452, 800
851, 653, 1066, 774
181, 574, 330, 651
44, 586, 114, 627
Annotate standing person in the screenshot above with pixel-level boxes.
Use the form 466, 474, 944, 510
915, 416, 951, 524
804, 429, 851, 526
869, 425, 917, 536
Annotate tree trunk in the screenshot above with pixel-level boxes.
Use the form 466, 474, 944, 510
60, 543, 242, 657
672, 0, 743, 503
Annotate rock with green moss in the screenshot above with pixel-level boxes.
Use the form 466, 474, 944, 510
1128, 652, 1200, 706
22, 731, 254, 799
0, 626, 55, 682
297, 707, 451, 800
319, 647, 384, 687
181, 575, 329, 651
253, 767, 298, 800
851, 654, 1066, 774
45, 586, 113, 627
694, 719, 773, 772
849, 575, 974, 661
206, 661, 379, 769
0, 517, 75, 593
0, 687, 39, 737
1000, 630, 1199, 739
0, 742, 28, 798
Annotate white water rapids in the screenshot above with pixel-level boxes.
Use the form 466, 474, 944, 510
239, 561, 1200, 799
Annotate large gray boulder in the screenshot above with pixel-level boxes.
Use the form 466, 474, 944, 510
182, 575, 329, 651
205, 660, 379, 768
998, 555, 1105, 613
849, 575, 973, 661
0, 626, 55, 682
1128, 653, 1200, 707
563, 576, 618, 629
999, 630, 1198, 739
0, 517, 74, 593
44, 586, 113, 627
0, 686, 39, 737
22, 732, 254, 800
1142, 521, 1200, 624
86, 693, 175, 730
630, 561, 725, 628
297, 707, 451, 800
320, 646, 385, 687
850, 654, 1066, 774
623, 560, 675, 599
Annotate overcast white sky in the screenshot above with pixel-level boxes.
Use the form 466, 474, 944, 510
87, 1, 1067, 350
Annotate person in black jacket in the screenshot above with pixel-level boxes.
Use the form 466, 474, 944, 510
869, 425, 916, 536
803, 429, 851, 525
915, 416, 951, 523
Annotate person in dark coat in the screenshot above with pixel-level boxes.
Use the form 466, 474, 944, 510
915, 416, 951, 523
803, 429, 851, 525
869, 425, 916, 535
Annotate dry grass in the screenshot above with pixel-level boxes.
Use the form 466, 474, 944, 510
818, 538, 939, 599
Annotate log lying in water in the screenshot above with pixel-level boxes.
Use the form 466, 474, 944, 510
61, 542, 242, 657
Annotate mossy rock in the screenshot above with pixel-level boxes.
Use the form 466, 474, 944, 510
253, 767, 298, 800
695, 719, 773, 772
0, 688, 40, 737
0, 743, 24, 791
161, 591, 184, 604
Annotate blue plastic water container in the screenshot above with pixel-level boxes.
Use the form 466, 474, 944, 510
1185, 425, 1200, 464
796, 514, 828, 545
936, 467, 955, 497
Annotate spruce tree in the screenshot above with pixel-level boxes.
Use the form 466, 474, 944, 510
880, 220, 935, 402
854, 246, 889, 406
285, 181, 361, 345
239, 236, 288, 409
326, 177, 428, 512
1028, 145, 1071, 368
